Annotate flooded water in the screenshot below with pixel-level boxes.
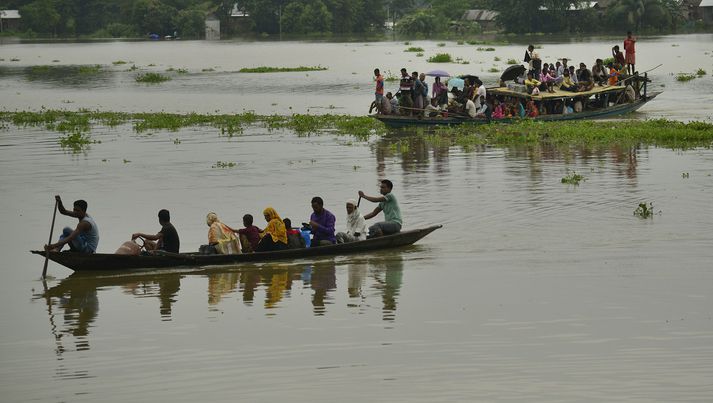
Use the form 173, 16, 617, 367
2, 36, 713, 402
1, 34, 713, 121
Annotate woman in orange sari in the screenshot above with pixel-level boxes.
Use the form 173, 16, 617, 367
256, 207, 288, 252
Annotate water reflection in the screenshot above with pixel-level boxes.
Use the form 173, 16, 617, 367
0, 65, 115, 88
34, 256, 406, 353
374, 131, 643, 181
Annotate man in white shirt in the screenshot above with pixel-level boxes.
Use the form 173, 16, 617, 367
465, 99, 477, 118
424, 98, 441, 117
474, 80, 487, 109
475, 95, 488, 118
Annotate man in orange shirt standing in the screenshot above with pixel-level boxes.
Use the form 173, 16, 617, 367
624, 31, 637, 75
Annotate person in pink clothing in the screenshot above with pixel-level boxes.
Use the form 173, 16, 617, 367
624, 31, 637, 75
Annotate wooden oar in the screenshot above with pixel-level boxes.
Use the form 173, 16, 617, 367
357, 196, 362, 208
42, 199, 59, 278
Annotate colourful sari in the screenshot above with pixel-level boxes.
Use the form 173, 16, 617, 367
261, 207, 288, 245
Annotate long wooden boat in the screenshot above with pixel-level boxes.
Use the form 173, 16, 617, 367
31, 225, 441, 272
373, 79, 661, 129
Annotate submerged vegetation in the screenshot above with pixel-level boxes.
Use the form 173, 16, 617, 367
238, 66, 327, 73
404, 47, 424, 52
2, 111, 713, 152
135, 72, 171, 83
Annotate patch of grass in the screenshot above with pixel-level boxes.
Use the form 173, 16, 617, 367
633, 202, 657, 219
112, 60, 128, 65
428, 53, 453, 63
494, 56, 501, 61
561, 171, 585, 185
238, 66, 327, 73
10, 58, 20, 61
202, 68, 215, 72
404, 46, 424, 52
696, 68, 706, 76
507, 58, 518, 64
437, 43, 446, 47
416, 52, 424, 57
476, 47, 496, 51
488, 67, 499, 73
176, 68, 188, 74
403, 41, 411, 45
676, 73, 696, 82
135, 72, 171, 83
383, 70, 399, 82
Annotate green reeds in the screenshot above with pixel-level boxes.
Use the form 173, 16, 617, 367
238, 66, 327, 73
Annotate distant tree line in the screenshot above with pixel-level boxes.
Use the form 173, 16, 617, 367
0, 0, 696, 38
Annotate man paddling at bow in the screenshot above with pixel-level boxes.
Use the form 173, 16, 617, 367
44, 195, 99, 253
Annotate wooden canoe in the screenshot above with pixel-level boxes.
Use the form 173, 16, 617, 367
31, 225, 442, 272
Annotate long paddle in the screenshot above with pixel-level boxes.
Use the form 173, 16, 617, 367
42, 199, 58, 278
357, 196, 362, 208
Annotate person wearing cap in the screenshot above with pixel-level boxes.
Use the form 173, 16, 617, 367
336, 200, 367, 244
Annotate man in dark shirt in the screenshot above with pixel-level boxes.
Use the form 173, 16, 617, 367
132, 209, 180, 253
576, 63, 594, 92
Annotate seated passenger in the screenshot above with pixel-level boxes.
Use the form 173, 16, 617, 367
358, 179, 402, 238
203, 212, 240, 255
386, 92, 399, 115
607, 62, 621, 86
576, 63, 594, 92
592, 59, 607, 86
560, 70, 578, 92
524, 72, 541, 95
526, 99, 539, 117
309, 196, 336, 246
256, 207, 288, 252
475, 95, 490, 119
424, 97, 441, 117
568, 66, 578, 84
465, 98, 477, 118
492, 99, 505, 119
236, 214, 262, 253
336, 199, 367, 244
131, 209, 180, 253
283, 218, 306, 249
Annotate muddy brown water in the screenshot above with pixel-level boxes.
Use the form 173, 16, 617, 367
1, 35, 712, 401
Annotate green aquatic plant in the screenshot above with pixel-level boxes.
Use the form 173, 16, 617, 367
416, 52, 424, 57
507, 58, 518, 64
135, 72, 171, 83
404, 47, 424, 52
488, 67, 499, 73
494, 56, 501, 61
428, 53, 452, 63
78, 65, 102, 74
676, 73, 696, 82
633, 202, 656, 219
238, 66, 327, 73
476, 47, 496, 51
681, 172, 689, 178
202, 68, 215, 72
437, 43, 446, 47
176, 68, 188, 74
212, 161, 237, 168
59, 131, 95, 152
696, 68, 706, 76
112, 60, 127, 65
561, 171, 585, 185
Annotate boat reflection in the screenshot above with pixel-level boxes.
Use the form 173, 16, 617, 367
35, 255, 406, 354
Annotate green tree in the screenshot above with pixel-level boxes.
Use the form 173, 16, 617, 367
19, 0, 61, 35
397, 8, 447, 36
173, 7, 204, 37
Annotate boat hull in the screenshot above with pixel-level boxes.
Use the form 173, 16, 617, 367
373, 93, 660, 129
32, 225, 441, 272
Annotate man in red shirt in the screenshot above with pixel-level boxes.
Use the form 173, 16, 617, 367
624, 31, 636, 75
374, 68, 384, 112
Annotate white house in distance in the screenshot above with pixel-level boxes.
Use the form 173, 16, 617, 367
0, 9, 21, 32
